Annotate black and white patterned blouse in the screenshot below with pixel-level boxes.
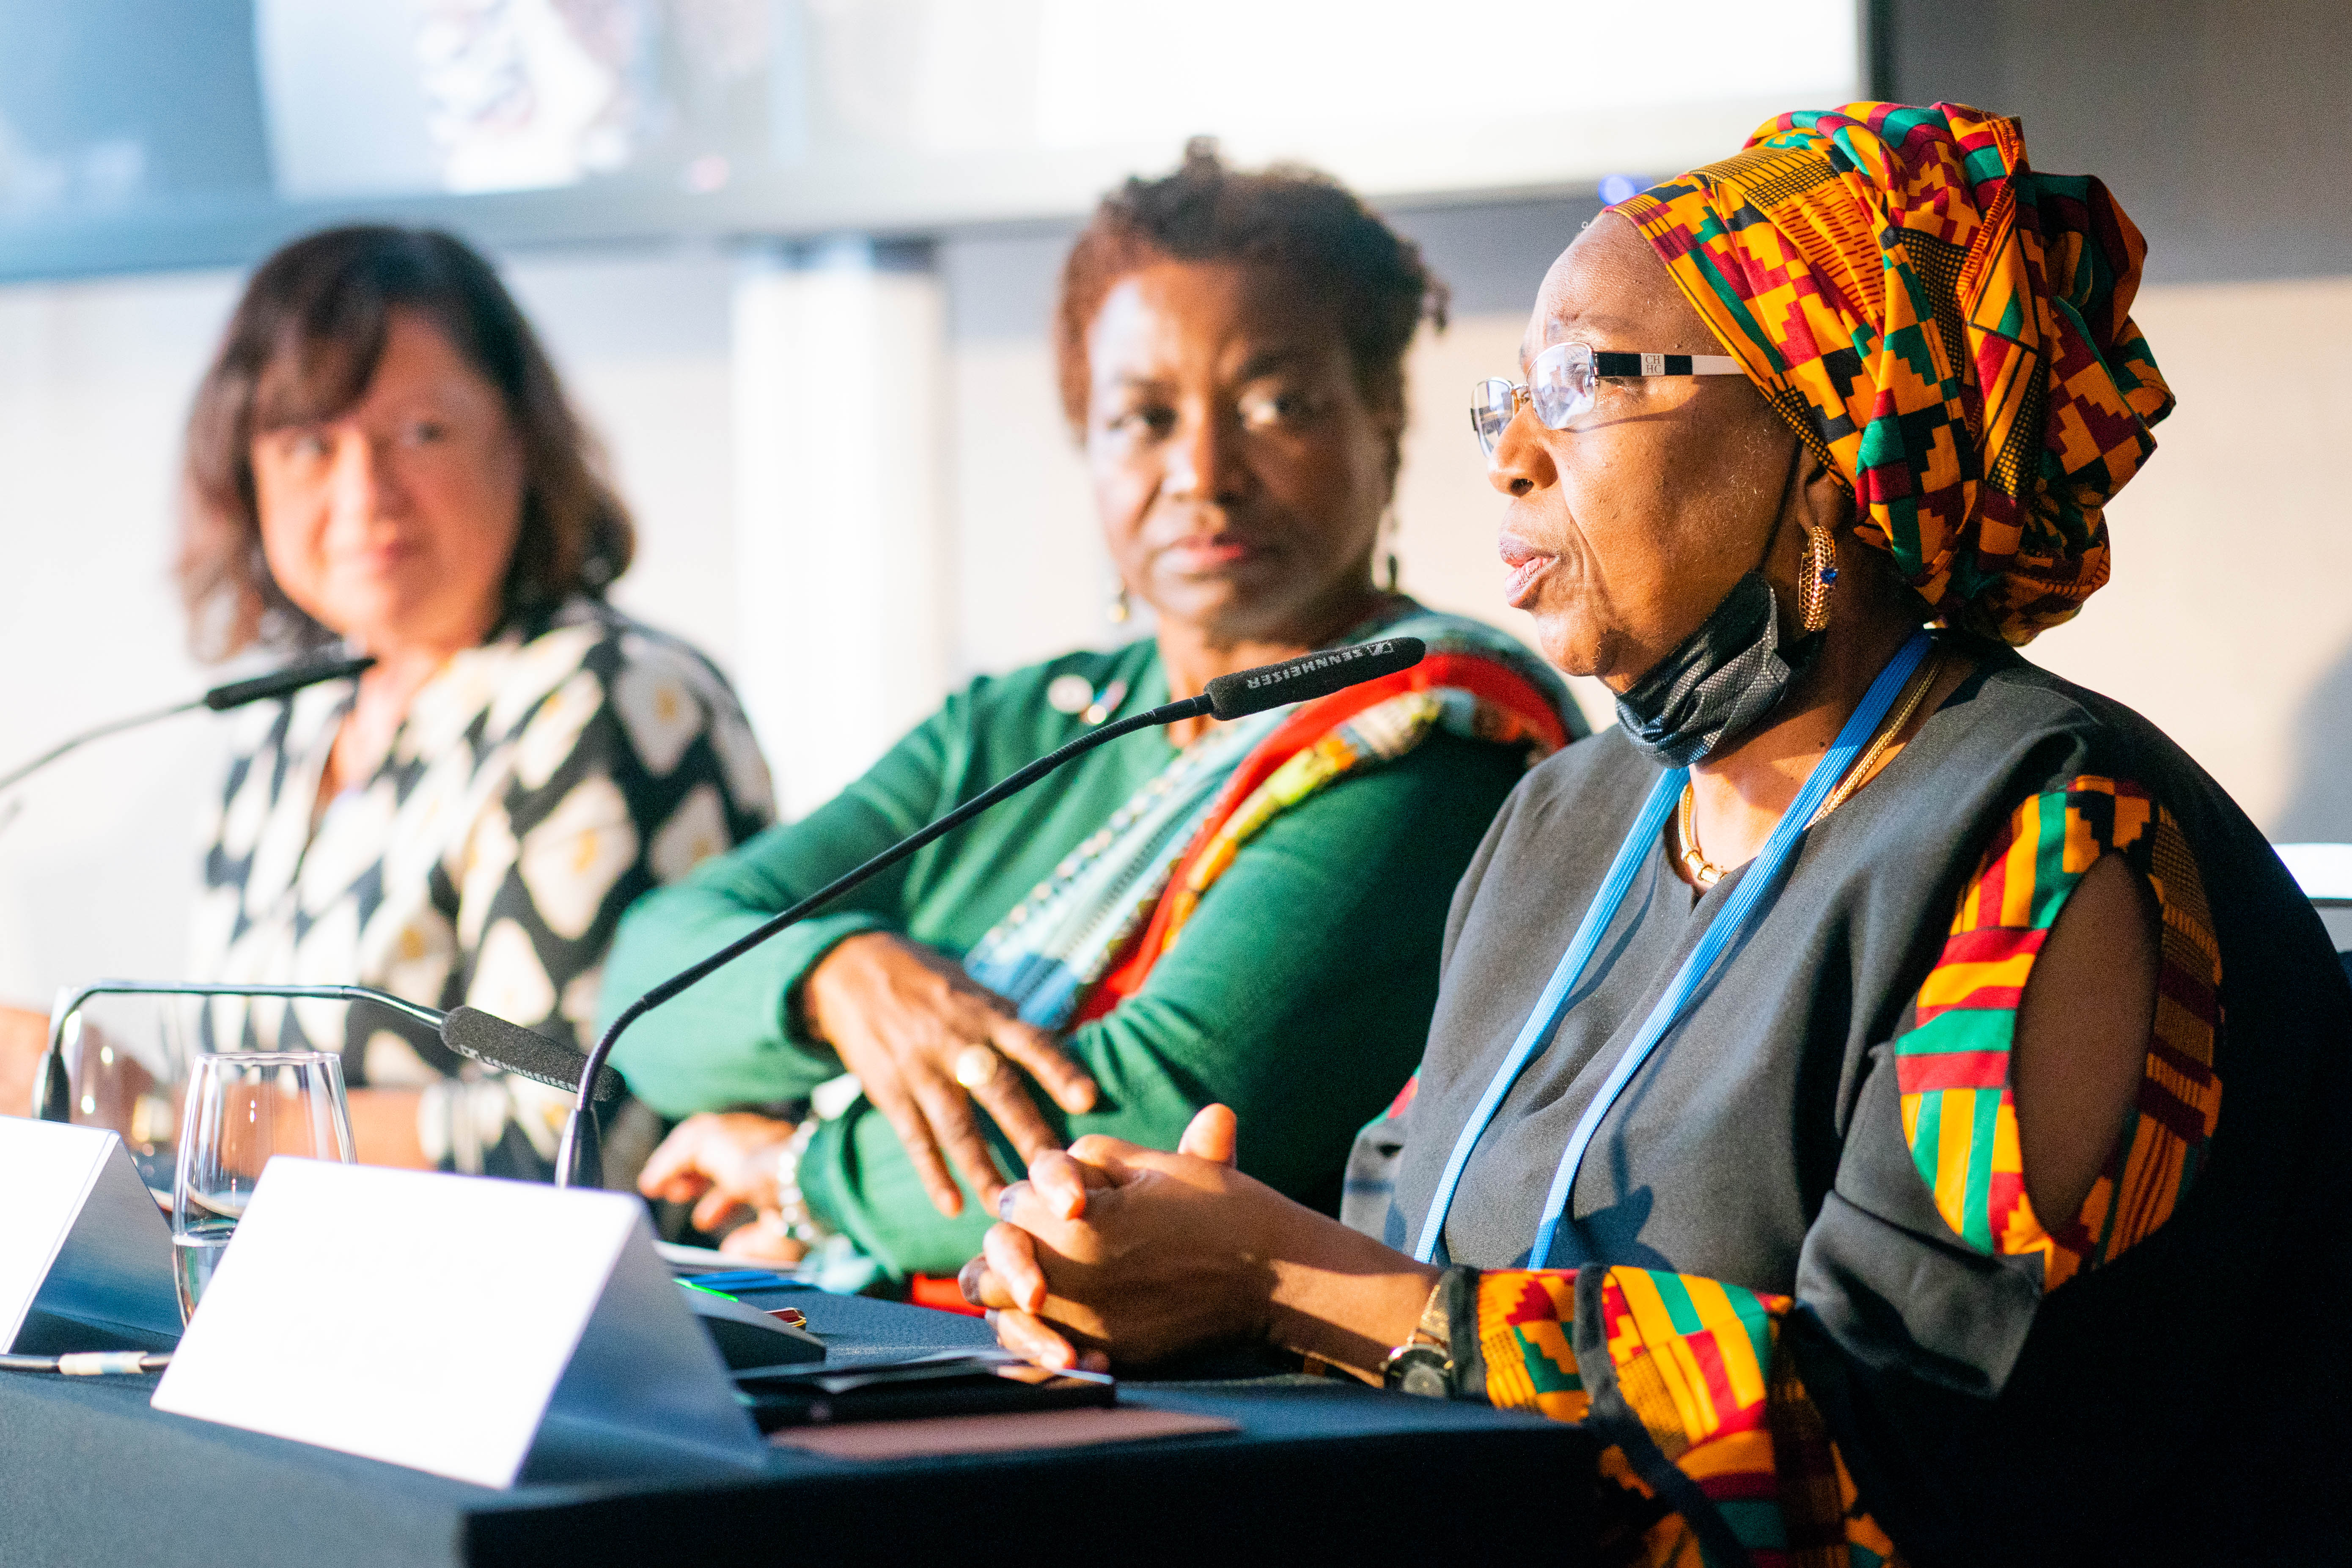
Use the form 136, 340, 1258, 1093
190, 598, 773, 1180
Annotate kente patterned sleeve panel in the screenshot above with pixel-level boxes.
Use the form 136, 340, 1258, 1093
1893, 775, 2222, 1289
1475, 1267, 1903, 1567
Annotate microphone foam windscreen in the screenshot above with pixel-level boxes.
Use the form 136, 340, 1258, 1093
1203, 637, 1425, 720
441, 1006, 625, 1102
202, 654, 376, 712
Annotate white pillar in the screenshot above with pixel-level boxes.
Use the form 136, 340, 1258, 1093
732, 238, 953, 821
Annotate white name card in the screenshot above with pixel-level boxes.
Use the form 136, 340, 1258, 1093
0, 1118, 180, 1353
152, 1159, 766, 1488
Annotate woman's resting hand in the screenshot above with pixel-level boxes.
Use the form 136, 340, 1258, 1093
640, 1111, 801, 1237
962, 1104, 1443, 1376
1, 1004, 48, 1118
802, 931, 1096, 1216
343, 1088, 431, 1167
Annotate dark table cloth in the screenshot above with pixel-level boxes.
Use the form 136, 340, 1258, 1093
0, 1291, 1594, 1565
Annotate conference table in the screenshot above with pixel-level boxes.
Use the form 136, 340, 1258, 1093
0, 1284, 1597, 1565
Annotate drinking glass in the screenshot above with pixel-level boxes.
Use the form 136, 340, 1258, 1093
173, 1051, 354, 1322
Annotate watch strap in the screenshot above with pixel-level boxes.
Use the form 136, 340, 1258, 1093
1443, 1266, 1486, 1401
1382, 1266, 1481, 1397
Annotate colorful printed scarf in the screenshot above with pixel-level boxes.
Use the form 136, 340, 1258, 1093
962, 609, 1577, 1030
1618, 101, 2174, 645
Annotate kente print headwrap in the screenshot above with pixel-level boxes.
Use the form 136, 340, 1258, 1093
1618, 102, 2174, 645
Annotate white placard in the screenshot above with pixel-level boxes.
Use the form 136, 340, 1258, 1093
0, 1118, 180, 1352
152, 1159, 765, 1488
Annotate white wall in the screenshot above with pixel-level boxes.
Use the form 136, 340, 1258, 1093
733, 244, 955, 820
0, 269, 242, 1014
2027, 277, 2352, 839
3, 245, 2347, 1013
503, 247, 740, 674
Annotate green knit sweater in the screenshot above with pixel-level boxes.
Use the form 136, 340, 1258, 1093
602, 635, 1535, 1275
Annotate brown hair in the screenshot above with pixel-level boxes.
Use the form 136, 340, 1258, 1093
178, 225, 633, 659
1053, 138, 1447, 437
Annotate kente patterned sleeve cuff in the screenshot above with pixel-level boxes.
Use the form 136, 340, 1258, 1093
1473, 1269, 1587, 1422
1475, 1266, 1904, 1564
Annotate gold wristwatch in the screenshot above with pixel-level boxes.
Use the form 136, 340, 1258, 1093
1380, 1275, 1456, 1398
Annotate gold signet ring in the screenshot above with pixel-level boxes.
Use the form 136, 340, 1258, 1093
953, 1044, 1002, 1090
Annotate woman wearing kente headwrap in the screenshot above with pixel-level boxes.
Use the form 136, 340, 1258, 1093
963, 105, 2352, 1561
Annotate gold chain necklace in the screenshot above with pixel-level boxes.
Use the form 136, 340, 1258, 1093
1675, 648, 1946, 888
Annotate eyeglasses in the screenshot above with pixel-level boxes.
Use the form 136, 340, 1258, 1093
1471, 342, 1746, 456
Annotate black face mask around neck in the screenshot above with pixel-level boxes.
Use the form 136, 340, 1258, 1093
1613, 572, 1817, 768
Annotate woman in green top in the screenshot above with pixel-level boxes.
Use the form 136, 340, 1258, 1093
607, 144, 1582, 1279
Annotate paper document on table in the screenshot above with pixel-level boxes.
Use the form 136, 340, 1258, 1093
772, 1405, 1237, 1461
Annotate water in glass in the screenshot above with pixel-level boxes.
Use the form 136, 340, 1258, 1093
172, 1051, 354, 1323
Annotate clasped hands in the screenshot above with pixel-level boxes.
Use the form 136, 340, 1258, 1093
958, 1103, 1266, 1371
640, 931, 1099, 1252
959, 1102, 1442, 1379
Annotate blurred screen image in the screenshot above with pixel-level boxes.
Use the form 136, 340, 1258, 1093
3, 0, 1860, 276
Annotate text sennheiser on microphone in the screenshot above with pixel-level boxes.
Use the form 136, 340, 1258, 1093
1200, 638, 1424, 719
548, 635, 1428, 1187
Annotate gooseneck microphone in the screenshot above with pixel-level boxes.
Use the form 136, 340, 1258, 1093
550, 635, 1427, 1187
31, 978, 625, 1124
0, 654, 379, 799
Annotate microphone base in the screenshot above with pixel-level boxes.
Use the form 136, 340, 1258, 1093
33, 1046, 70, 1122
555, 1106, 603, 1190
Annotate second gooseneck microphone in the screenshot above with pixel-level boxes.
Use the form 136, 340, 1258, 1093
550, 634, 1427, 1187
31, 978, 624, 1125
0, 653, 378, 799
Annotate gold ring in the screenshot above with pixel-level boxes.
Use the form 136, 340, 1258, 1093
952, 1044, 1001, 1090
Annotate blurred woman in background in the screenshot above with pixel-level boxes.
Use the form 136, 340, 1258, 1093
169, 226, 771, 1182
611, 143, 1585, 1285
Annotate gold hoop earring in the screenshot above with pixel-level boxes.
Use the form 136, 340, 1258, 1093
1107, 584, 1131, 624
1797, 522, 1838, 634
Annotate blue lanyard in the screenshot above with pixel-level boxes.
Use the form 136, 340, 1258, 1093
1411, 630, 1932, 1267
